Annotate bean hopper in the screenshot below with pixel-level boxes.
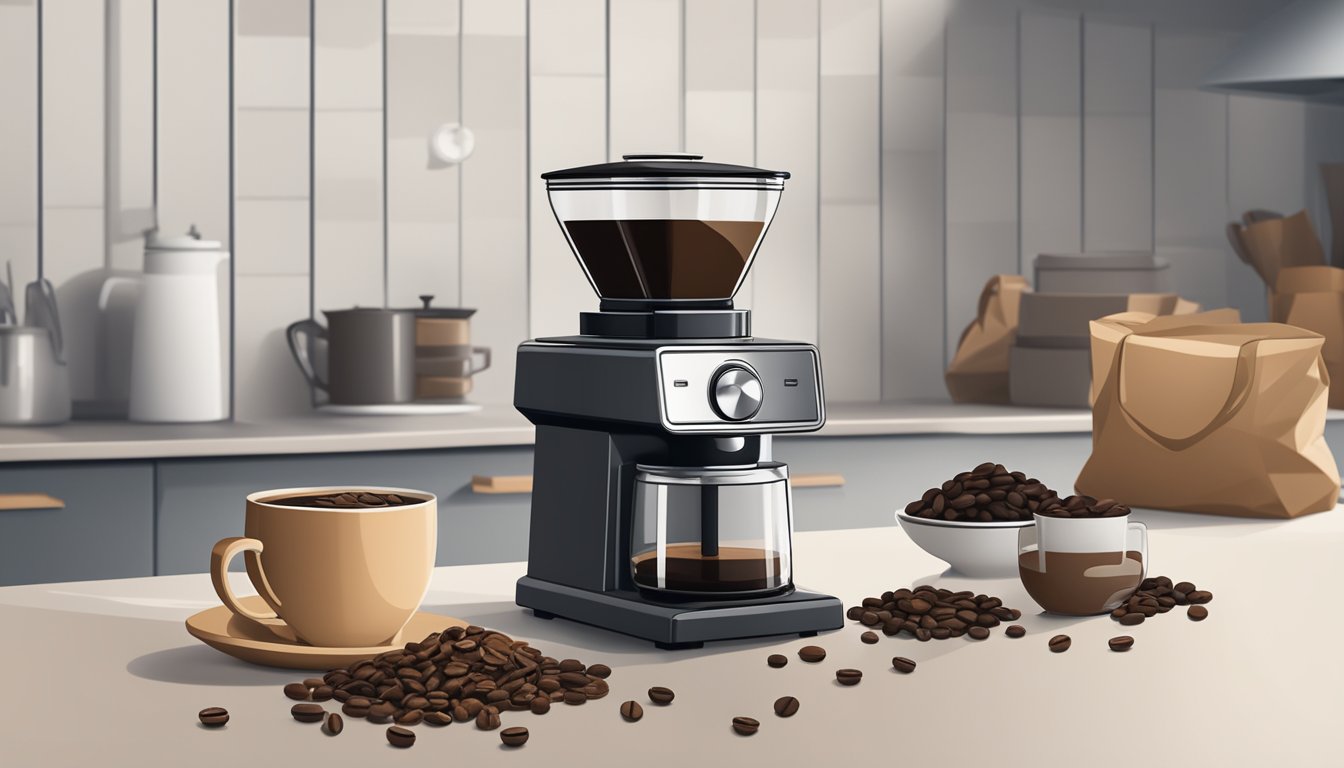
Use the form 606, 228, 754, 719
514, 153, 842, 648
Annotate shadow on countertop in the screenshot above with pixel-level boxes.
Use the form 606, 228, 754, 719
127, 644, 297, 686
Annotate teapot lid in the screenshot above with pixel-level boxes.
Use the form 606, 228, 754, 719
146, 225, 223, 251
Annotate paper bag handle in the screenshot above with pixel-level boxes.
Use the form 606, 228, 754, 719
1113, 336, 1257, 451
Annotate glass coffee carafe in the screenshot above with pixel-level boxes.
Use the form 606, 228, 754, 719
630, 463, 793, 595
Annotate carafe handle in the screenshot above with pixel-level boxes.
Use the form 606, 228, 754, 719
285, 319, 328, 392
470, 346, 492, 375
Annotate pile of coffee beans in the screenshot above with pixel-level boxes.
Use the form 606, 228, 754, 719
1109, 576, 1213, 626
275, 491, 413, 508
271, 624, 612, 748
1035, 495, 1131, 518
846, 586, 1023, 640
902, 463, 1062, 522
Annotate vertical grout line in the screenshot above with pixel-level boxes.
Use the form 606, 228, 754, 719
678, 0, 685, 154
227, 0, 236, 419
524, 0, 531, 340
604, 0, 611, 162
877, 0, 884, 399
381, 0, 389, 308
1078, 14, 1085, 253
36, 0, 43, 281
151, 461, 159, 575
457, 0, 465, 307
1149, 22, 1156, 254
815, 0, 821, 349
151, 0, 158, 224
941, 13, 949, 369
749, 0, 757, 311
1015, 10, 1022, 276
310, 0, 317, 320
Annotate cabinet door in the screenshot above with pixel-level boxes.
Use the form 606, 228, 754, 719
156, 447, 536, 575
0, 462, 154, 586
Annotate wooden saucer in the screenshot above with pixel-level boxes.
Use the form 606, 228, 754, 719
185, 596, 468, 670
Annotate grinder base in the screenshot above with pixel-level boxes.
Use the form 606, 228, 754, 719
516, 575, 843, 649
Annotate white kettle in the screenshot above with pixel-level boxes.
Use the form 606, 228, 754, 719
127, 227, 230, 422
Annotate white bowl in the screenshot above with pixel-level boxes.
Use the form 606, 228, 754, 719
895, 510, 1033, 578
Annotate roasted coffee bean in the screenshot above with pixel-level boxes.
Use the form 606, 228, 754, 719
773, 696, 800, 717
500, 726, 529, 747
732, 716, 760, 736
967, 626, 990, 640
322, 712, 343, 736
860, 631, 879, 645
767, 654, 788, 668
563, 690, 588, 705
620, 700, 644, 722
342, 699, 371, 718
291, 703, 325, 723
1187, 590, 1213, 605
1109, 635, 1135, 652
423, 711, 453, 726
396, 710, 423, 726
798, 645, 827, 663
558, 671, 590, 689
850, 585, 1023, 642
1049, 634, 1071, 652
1174, 581, 1195, 594
558, 658, 585, 673
587, 663, 612, 679
386, 725, 416, 748
311, 685, 334, 702
476, 709, 501, 730
283, 682, 311, 701
530, 696, 551, 715
648, 686, 675, 705
847, 606, 865, 620
198, 707, 229, 727
1188, 605, 1209, 621
1005, 624, 1026, 638
1119, 612, 1145, 626
835, 669, 863, 686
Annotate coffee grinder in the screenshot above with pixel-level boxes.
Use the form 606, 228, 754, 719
514, 154, 843, 648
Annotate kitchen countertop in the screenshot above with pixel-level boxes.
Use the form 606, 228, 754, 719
1, 515, 1338, 766
0, 400, 1128, 463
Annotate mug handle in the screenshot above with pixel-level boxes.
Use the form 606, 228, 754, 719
285, 319, 328, 391
1126, 521, 1149, 580
469, 346, 492, 375
210, 537, 284, 624
1017, 524, 1044, 572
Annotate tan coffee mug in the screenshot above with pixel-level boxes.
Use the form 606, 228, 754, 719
210, 487, 437, 647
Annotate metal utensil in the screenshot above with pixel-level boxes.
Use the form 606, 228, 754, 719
23, 277, 63, 362
0, 262, 16, 325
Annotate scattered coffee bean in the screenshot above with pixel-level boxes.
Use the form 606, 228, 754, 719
835, 669, 863, 686
648, 687, 675, 705
322, 712, 343, 736
563, 690, 587, 706
198, 707, 229, 727
860, 631, 879, 645
732, 716, 760, 736
291, 703, 325, 723
1109, 636, 1134, 652
476, 709, 501, 730
1049, 634, 1071, 653
1188, 605, 1209, 622
1119, 612, 1145, 626
366, 701, 395, 724
620, 700, 644, 722
848, 586, 1022, 640
423, 711, 453, 726
386, 725, 416, 748
302, 677, 323, 689
798, 645, 827, 662
311, 685, 333, 702
587, 664, 612, 679
500, 726, 529, 747
1112, 577, 1213, 624
967, 626, 990, 640
1005, 625, 1026, 638
891, 657, 916, 674
903, 463, 1063, 522
767, 654, 788, 668
773, 696, 800, 718
283, 682, 311, 701
530, 697, 551, 715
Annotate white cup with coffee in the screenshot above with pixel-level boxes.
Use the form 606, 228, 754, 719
1017, 510, 1147, 615
210, 487, 437, 647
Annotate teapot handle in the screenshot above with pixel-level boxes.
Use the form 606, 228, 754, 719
285, 319, 328, 392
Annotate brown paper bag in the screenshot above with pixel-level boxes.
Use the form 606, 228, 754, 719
1323, 163, 1344, 266
1237, 210, 1326, 287
1272, 266, 1344, 408
1077, 310, 1339, 518
945, 275, 1029, 404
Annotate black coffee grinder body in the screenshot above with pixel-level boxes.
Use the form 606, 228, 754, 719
515, 153, 843, 647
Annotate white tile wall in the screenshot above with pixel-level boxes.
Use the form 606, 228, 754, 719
1082, 19, 1153, 253
608, 0, 682, 159
1019, 11, 1082, 272
0, 0, 38, 321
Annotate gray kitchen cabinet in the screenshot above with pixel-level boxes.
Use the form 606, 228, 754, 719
0, 462, 154, 586
155, 446, 536, 575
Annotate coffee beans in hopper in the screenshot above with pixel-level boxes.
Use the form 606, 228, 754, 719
198, 707, 229, 727
903, 462, 1063, 522
1110, 576, 1213, 625
847, 586, 1023, 640
732, 716, 760, 736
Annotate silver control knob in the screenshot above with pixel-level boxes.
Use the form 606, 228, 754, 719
711, 366, 763, 421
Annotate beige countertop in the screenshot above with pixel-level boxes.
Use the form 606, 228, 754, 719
0, 401, 1127, 463
1, 513, 1338, 767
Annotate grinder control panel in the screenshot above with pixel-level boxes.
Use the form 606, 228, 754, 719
657, 345, 823, 433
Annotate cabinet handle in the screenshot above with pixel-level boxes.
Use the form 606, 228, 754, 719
470, 473, 845, 494
0, 493, 66, 511
471, 475, 533, 494
792, 473, 845, 488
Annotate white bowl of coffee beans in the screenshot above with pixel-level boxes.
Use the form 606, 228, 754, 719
896, 462, 1060, 578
